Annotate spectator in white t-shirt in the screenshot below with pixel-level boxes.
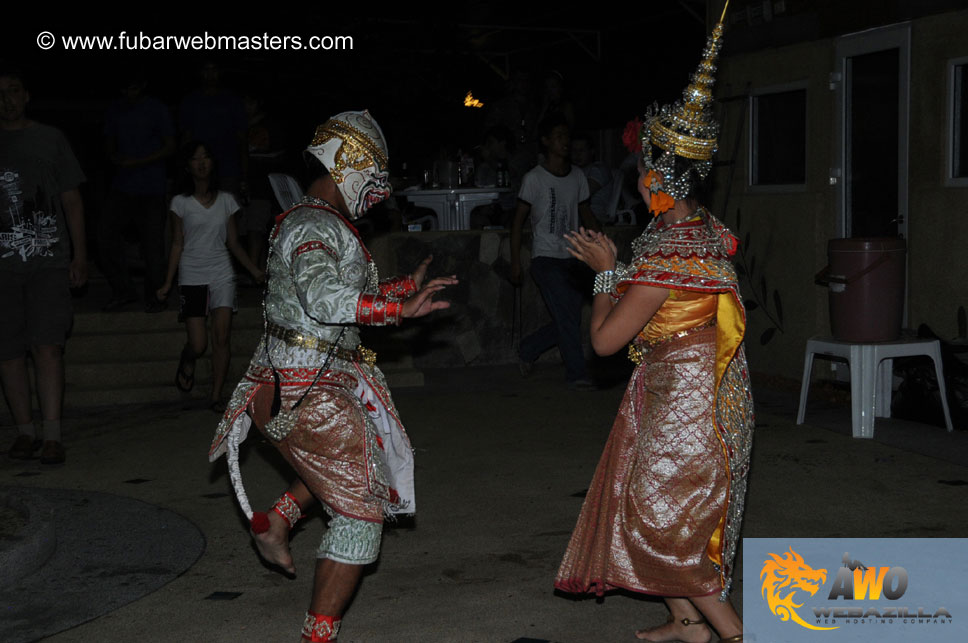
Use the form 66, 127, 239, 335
157, 141, 264, 411
510, 114, 600, 389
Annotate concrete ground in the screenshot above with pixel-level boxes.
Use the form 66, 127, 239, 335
2, 364, 967, 643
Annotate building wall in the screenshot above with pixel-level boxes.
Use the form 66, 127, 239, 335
908, 10, 968, 337
713, 39, 837, 378
711, 8, 968, 379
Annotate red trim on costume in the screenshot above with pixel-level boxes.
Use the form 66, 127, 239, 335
272, 491, 303, 529
355, 293, 403, 326
378, 275, 417, 298
294, 240, 338, 260
301, 611, 341, 642
272, 203, 371, 262
245, 366, 357, 389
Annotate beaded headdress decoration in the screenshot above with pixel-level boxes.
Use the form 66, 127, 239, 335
633, 1, 729, 209
306, 110, 391, 219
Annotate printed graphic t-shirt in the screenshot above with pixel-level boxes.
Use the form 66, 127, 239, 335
518, 164, 590, 259
0, 123, 86, 272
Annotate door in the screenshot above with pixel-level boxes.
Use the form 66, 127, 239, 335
834, 24, 910, 240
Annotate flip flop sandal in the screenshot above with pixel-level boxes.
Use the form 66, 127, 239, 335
175, 344, 196, 392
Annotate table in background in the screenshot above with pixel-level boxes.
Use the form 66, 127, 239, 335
401, 187, 510, 231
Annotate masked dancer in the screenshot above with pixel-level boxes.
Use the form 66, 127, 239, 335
209, 111, 456, 642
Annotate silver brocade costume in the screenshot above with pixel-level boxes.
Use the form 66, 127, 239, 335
209, 199, 417, 524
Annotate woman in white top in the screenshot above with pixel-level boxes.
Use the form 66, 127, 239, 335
157, 142, 264, 411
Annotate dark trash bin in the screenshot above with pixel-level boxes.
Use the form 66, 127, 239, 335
817, 237, 906, 342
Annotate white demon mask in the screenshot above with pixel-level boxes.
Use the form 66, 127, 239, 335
306, 110, 391, 219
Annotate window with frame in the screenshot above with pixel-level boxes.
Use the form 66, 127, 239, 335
749, 87, 807, 186
951, 60, 968, 180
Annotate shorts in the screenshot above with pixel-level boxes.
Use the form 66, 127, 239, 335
178, 280, 236, 319
0, 267, 73, 360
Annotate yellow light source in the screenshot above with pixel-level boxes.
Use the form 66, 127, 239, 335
464, 91, 484, 108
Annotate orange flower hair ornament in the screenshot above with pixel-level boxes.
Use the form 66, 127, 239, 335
644, 169, 675, 216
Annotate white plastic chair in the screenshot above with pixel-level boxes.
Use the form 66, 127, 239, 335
797, 335, 954, 438
268, 173, 303, 211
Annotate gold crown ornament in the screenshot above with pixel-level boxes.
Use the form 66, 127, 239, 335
639, 0, 730, 200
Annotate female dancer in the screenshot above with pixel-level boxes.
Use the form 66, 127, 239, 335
157, 142, 264, 411
554, 7, 753, 642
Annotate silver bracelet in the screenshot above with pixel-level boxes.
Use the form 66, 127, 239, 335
592, 269, 617, 296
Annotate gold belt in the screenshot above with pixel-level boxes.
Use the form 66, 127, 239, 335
266, 322, 377, 367
628, 318, 717, 365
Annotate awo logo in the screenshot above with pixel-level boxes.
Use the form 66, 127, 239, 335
759, 547, 954, 633
760, 548, 834, 630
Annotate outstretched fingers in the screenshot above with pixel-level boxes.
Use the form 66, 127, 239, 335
412, 254, 434, 288
422, 275, 459, 289
403, 284, 452, 318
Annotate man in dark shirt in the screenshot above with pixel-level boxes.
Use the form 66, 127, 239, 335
0, 66, 87, 464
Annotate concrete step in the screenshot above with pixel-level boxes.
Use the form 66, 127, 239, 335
49, 304, 426, 414
66, 355, 252, 390
68, 326, 263, 363
72, 307, 263, 335
64, 384, 207, 408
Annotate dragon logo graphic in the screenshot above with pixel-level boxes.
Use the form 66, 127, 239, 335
760, 547, 838, 631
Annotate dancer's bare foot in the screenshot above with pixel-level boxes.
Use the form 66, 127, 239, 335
251, 511, 296, 575
635, 616, 712, 642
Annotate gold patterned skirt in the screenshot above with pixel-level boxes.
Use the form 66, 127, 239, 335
245, 367, 388, 524
555, 326, 728, 597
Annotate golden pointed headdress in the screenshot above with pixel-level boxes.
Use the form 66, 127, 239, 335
640, 0, 729, 199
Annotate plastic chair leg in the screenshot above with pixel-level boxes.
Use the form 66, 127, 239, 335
797, 345, 816, 425
927, 343, 955, 432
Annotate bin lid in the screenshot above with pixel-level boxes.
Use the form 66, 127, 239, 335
828, 237, 906, 252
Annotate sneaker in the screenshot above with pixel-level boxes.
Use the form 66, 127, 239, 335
40, 440, 66, 465
568, 378, 598, 392
8, 435, 41, 459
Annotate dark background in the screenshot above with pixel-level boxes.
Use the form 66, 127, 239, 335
3, 4, 710, 172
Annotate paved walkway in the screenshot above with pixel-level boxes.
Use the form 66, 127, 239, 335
2, 365, 966, 642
